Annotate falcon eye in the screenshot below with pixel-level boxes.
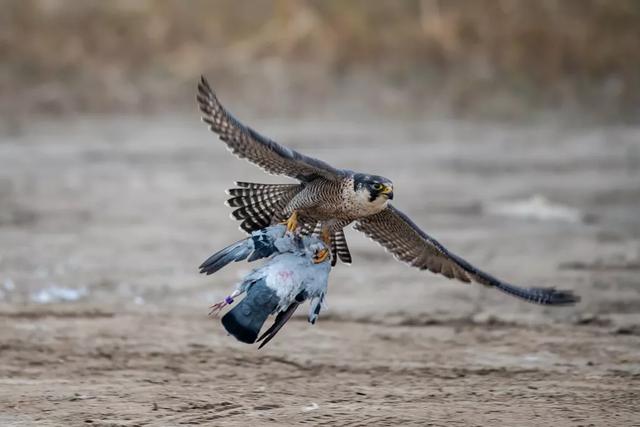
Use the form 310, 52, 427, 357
372, 183, 383, 191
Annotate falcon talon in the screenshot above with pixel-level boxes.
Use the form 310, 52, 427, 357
285, 211, 298, 233
313, 248, 330, 264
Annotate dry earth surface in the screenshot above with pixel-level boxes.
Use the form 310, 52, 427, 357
0, 114, 639, 426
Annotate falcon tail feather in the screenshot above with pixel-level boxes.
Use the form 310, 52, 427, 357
333, 229, 352, 264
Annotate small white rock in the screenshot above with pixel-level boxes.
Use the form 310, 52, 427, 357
302, 402, 319, 412
3, 278, 15, 291
30, 285, 87, 304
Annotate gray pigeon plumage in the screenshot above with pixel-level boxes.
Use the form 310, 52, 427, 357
204, 226, 331, 348
199, 224, 291, 275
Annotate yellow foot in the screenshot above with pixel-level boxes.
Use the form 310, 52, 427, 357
321, 227, 331, 246
313, 247, 330, 264
285, 211, 298, 233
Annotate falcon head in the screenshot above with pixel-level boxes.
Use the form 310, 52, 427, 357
353, 173, 394, 205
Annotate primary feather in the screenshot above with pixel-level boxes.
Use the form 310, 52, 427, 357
199, 224, 290, 275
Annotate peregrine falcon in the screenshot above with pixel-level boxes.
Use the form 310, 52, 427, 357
197, 76, 579, 306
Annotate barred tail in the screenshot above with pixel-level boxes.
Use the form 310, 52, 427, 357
226, 182, 302, 233
311, 223, 352, 266
332, 229, 352, 265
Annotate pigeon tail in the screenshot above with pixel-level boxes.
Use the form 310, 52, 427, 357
221, 279, 280, 343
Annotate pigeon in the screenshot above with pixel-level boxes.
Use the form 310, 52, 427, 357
202, 225, 332, 348
199, 224, 291, 275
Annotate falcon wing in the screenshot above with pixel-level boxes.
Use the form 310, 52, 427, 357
355, 205, 579, 305
197, 77, 346, 182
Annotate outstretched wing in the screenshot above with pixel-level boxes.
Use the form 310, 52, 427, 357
355, 205, 579, 305
197, 77, 346, 182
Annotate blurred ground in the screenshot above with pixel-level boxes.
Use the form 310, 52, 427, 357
1, 113, 639, 425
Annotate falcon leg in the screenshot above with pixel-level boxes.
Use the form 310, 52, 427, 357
208, 289, 242, 318
284, 211, 298, 233
321, 227, 331, 246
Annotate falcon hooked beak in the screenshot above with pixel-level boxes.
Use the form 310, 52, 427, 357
380, 184, 394, 200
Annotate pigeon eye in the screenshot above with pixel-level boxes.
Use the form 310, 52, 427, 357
372, 183, 383, 191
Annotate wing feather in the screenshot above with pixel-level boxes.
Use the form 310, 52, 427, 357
355, 205, 579, 305
197, 77, 346, 182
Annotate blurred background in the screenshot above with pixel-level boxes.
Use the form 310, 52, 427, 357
1, 0, 639, 320
3, 0, 640, 120
1, 2, 640, 424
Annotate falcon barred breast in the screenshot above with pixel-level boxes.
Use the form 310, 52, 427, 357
197, 76, 578, 306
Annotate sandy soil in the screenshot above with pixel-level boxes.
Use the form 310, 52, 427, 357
1, 115, 639, 426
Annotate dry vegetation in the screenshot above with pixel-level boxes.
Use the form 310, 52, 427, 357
2, 0, 640, 118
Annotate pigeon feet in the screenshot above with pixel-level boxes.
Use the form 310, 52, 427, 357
208, 290, 241, 318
